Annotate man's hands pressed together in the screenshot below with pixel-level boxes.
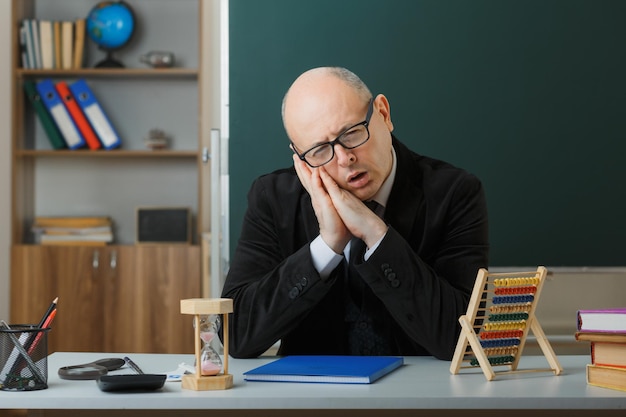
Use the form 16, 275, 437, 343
292, 153, 387, 255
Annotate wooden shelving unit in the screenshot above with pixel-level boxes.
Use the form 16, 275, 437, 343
9, 0, 219, 354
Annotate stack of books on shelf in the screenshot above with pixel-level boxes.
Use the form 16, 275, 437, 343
19, 18, 86, 70
23, 78, 122, 151
32, 216, 114, 246
576, 308, 626, 392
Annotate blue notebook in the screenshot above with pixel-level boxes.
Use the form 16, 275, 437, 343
243, 355, 404, 384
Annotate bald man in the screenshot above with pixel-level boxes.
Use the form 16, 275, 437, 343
222, 67, 489, 360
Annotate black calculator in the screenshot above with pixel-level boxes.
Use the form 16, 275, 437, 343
96, 374, 166, 392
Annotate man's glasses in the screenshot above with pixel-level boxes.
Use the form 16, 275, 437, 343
292, 98, 374, 168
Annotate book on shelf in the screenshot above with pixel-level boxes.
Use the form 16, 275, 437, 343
38, 20, 54, 69
30, 19, 42, 69
61, 21, 73, 70
243, 355, 404, 384
53, 21, 62, 69
23, 80, 67, 150
73, 18, 86, 69
39, 232, 113, 245
18, 18, 86, 70
40, 240, 110, 246
33, 216, 112, 229
69, 79, 122, 149
36, 78, 86, 149
577, 308, 626, 333
55, 81, 102, 150
586, 364, 626, 392
22, 19, 36, 69
32, 216, 113, 245
19, 21, 31, 69
35, 225, 112, 236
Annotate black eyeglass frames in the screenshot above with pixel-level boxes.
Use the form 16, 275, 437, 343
292, 98, 374, 168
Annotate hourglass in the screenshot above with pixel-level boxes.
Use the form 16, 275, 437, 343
197, 314, 223, 376
180, 298, 233, 390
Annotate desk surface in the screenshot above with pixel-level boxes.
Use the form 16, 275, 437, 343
1, 352, 625, 411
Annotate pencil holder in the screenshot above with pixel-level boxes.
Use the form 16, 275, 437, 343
0, 324, 49, 391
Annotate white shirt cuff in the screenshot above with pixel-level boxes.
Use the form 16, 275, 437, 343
364, 232, 386, 261
310, 235, 344, 280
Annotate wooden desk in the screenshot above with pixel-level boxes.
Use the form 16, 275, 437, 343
1, 352, 625, 417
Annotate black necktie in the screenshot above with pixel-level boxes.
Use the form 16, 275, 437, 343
365, 200, 385, 219
344, 200, 388, 355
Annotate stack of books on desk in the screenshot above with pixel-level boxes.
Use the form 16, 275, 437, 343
32, 216, 114, 246
576, 308, 626, 392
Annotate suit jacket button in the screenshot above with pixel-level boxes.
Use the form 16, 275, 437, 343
391, 279, 400, 288
381, 263, 390, 271
300, 277, 308, 286
289, 287, 299, 299
386, 272, 396, 281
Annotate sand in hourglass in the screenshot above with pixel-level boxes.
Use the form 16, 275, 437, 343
200, 331, 222, 376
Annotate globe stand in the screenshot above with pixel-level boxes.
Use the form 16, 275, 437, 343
95, 48, 125, 68
180, 298, 234, 390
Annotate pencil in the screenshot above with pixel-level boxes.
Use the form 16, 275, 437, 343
14, 296, 59, 371
38, 297, 58, 328
27, 308, 57, 356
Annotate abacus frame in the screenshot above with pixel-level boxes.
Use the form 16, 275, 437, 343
450, 266, 562, 381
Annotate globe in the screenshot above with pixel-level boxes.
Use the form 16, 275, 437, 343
86, 1, 136, 68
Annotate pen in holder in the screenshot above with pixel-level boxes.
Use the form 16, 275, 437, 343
180, 298, 233, 390
0, 322, 50, 391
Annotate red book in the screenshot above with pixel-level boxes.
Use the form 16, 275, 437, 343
592, 341, 626, 368
55, 81, 101, 150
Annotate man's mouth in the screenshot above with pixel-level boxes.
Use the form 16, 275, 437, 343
347, 171, 368, 187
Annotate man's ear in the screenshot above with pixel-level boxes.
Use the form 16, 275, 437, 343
375, 94, 394, 132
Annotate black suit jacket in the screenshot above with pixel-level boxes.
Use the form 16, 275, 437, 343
222, 137, 489, 360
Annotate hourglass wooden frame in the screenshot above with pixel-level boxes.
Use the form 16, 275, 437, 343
450, 266, 562, 381
180, 298, 233, 390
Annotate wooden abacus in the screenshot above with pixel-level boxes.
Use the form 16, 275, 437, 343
180, 298, 233, 390
450, 266, 562, 381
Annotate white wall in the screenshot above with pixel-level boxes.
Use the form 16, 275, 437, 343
0, 1, 12, 322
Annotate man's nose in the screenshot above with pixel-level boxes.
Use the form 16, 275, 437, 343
334, 143, 355, 166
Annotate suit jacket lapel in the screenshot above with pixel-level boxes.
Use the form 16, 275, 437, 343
385, 139, 424, 242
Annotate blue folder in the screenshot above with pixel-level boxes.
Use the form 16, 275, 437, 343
243, 355, 404, 384
69, 79, 122, 150
35, 79, 86, 149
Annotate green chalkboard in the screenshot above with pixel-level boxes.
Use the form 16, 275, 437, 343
229, 0, 626, 266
